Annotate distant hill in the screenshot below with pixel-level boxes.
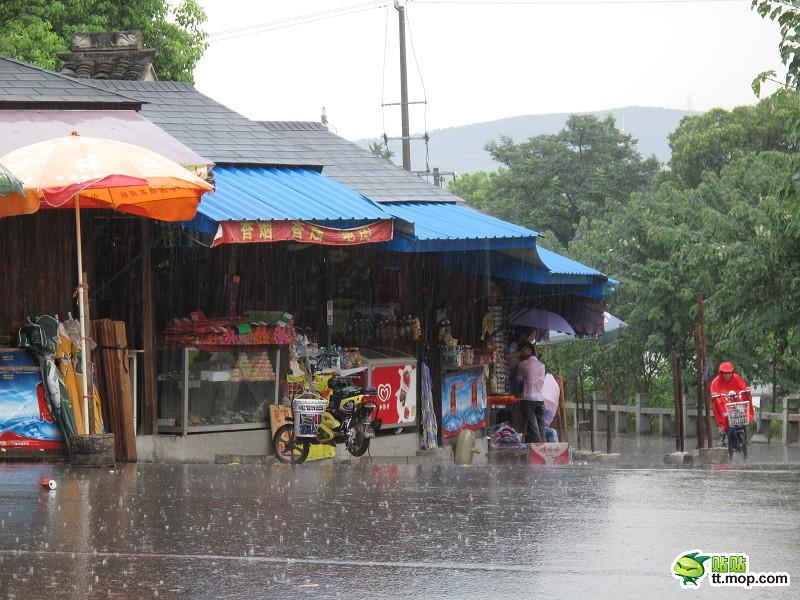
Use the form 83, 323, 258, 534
354, 106, 697, 175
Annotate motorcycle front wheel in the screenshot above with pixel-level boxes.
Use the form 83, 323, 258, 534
273, 424, 310, 464
346, 422, 370, 457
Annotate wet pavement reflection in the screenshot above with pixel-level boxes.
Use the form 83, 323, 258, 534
1, 441, 799, 599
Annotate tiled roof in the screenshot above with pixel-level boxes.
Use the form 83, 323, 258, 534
259, 121, 462, 203
89, 79, 317, 167
89, 80, 464, 203
0, 56, 141, 105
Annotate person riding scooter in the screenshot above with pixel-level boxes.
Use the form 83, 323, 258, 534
710, 361, 754, 436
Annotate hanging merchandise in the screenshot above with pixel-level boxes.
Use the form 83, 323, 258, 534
17, 315, 78, 449
490, 305, 509, 394
421, 362, 437, 450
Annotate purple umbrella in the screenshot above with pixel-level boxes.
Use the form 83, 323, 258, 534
509, 308, 576, 335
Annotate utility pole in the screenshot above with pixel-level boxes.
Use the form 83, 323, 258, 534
395, 0, 411, 171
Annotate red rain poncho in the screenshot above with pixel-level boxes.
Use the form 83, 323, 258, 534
710, 362, 755, 430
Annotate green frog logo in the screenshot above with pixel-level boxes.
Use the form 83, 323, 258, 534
672, 551, 711, 587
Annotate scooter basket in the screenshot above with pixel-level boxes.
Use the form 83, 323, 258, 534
292, 394, 328, 438
725, 401, 750, 427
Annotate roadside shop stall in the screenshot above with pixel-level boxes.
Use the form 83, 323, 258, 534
156, 312, 293, 434
0, 128, 213, 462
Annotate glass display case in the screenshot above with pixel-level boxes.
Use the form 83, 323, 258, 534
157, 347, 281, 434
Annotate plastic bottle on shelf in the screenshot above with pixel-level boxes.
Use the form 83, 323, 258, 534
411, 317, 422, 340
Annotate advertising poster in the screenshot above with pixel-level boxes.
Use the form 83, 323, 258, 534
441, 367, 486, 439
371, 364, 417, 428
0, 369, 65, 450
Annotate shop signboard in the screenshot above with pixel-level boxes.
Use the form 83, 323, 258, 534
0, 369, 65, 450
212, 220, 393, 247
528, 442, 571, 465
441, 367, 486, 439
371, 364, 417, 428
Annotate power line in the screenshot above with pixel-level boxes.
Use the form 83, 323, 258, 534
209, 1, 384, 37
414, 0, 745, 5
209, 2, 387, 43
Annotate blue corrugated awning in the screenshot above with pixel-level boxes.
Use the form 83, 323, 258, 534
379, 202, 538, 252
441, 251, 614, 300
537, 247, 619, 286
186, 165, 392, 233
537, 247, 603, 276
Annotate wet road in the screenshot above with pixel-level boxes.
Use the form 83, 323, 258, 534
1, 450, 799, 599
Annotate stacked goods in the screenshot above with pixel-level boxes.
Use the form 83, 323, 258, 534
161, 315, 296, 348
229, 352, 275, 382
92, 319, 136, 462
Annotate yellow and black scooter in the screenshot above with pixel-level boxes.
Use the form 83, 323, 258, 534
273, 370, 382, 464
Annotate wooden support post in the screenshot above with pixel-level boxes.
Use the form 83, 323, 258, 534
606, 373, 612, 454
141, 220, 157, 435
590, 390, 596, 453
557, 373, 567, 443
573, 375, 581, 450
672, 351, 685, 452
698, 295, 713, 448
693, 324, 705, 449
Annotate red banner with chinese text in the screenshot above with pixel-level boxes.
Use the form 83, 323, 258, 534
211, 220, 393, 247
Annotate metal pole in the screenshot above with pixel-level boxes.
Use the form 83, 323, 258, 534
75, 197, 90, 436
396, 0, 411, 171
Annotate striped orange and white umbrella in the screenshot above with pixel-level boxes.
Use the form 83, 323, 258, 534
0, 132, 212, 220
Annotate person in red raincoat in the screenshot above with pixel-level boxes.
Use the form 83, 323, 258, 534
710, 362, 755, 431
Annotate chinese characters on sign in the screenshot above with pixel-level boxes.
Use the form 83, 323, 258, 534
212, 220, 393, 247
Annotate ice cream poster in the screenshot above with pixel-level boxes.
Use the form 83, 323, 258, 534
441, 367, 486, 439
0, 369, 65, 450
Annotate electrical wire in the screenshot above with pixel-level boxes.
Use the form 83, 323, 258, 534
414, 0, 744, 5
209, 2, 387, 43
209, 0, 384, 37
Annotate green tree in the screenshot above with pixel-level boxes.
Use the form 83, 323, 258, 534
751, 1, 800, 93
368, 142, 394, 161
451, 115, 659, 246
0, 0, 208, 82
668, 91, 800, 187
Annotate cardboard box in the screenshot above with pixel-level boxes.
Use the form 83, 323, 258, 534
528, 443, 571, 465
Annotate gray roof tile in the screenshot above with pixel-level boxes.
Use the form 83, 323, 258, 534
87, 80, 462, 203
0, 56, 141, 105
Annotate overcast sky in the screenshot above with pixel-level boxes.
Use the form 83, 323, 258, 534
194, 0, 784, 140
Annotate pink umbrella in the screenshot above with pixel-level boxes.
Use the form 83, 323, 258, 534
542, 374, 561, 426
509, 308, 575, 335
